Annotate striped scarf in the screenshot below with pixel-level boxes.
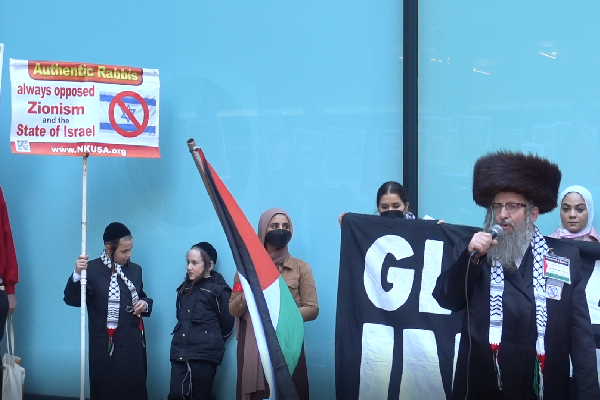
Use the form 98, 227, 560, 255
489, 226, 548, 399
101, 249, 139, 356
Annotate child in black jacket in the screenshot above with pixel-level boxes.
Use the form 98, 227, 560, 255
168, 242, 234, 400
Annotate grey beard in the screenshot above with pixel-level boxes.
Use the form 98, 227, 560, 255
484, 210, 533, 273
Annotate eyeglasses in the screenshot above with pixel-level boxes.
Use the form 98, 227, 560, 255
490, 202, 527, 214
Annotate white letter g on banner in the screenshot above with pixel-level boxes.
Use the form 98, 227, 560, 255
364, 235, 414, 311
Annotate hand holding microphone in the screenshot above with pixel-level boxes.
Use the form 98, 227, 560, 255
468, 224, 503, 260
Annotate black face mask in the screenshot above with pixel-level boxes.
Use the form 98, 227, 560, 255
380, 210, 405, 219
265, 229, 292, 249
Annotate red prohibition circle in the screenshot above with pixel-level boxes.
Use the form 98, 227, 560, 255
108, 91, 150, 138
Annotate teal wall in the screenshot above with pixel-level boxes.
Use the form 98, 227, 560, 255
0, 2, 403, 399
419, 1, 600, 233
6, 1, 596, 398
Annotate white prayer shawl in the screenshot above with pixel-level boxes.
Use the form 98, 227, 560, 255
488, 226, 548, 399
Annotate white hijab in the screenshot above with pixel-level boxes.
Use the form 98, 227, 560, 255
554, 185, 596, 238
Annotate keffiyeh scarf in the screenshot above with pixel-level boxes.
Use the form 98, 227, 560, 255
101, 249, 140, 356
489, 226, 548, 399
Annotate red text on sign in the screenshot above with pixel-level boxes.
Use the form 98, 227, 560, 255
16, 124, 46, 137
28, 102, 85, 115
63, 125, 95, 137
16, 84, 52, 98
54, 85, 95, 99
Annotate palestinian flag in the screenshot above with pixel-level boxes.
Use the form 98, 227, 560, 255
187, 139, 303, 400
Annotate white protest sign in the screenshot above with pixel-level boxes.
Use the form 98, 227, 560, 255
0, 44, 4, 105
10, 59, 160, 158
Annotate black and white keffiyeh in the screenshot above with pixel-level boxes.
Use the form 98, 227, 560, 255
101, 249, 140, 355
488, 226, 548, 399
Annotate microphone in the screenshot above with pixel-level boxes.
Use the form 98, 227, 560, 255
469, 224, 504, 258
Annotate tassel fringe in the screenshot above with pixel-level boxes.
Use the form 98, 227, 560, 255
491, 344, 502, 390
534, 355, 545, 399
107, 328, 116, 356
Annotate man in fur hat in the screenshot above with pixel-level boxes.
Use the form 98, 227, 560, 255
433, 151, 599, 400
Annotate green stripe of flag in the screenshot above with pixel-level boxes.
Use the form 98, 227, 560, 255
275, 275, 304, 374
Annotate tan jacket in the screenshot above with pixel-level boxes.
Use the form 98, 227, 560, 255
229, 254, 318, 397
229, 254, 319, 321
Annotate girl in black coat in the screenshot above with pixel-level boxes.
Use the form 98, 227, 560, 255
168, 242, 234, 400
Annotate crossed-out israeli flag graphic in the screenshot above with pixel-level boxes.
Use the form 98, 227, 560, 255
99, 92, 158, 137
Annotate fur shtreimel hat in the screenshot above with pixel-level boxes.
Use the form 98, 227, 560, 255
473, 151, 561, 214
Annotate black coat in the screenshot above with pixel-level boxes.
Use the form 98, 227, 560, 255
64, 258, 153, 400
433, 237, 599, 400
170, 271, 234, 364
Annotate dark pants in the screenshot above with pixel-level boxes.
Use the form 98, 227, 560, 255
0, 290, 9, 396
168, 360, 217, 400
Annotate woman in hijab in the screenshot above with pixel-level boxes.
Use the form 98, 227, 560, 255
229, 208, 318, 400
550, 185, 600, 242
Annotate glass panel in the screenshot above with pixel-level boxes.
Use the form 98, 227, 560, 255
0, 2, 403, 398
419, 2, 600, 235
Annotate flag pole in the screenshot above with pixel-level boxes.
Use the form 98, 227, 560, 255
80, 154, 89, 400
186, 139, 301, 400
187, 139, 221, 221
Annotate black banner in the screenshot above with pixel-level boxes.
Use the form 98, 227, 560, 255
335, 213, 600, 400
